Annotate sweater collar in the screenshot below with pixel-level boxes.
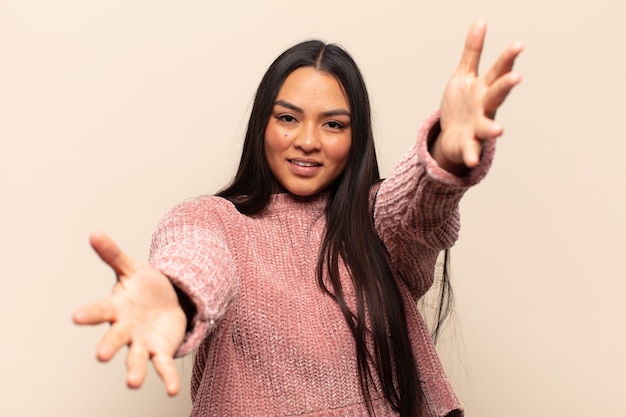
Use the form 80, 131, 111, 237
266, 192, 329, 213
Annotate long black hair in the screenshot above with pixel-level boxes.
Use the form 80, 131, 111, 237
218, 40, 452, 417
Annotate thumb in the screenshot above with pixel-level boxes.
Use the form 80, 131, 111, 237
463, 138, 482, 168
90, 231, 137, 276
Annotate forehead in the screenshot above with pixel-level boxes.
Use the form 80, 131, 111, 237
276, 67, 349, 110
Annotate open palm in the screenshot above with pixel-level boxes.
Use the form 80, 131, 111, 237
434, 20, 524, 173
73, 232, 187, 395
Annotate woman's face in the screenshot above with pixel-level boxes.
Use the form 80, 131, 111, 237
264, 67, 352, 196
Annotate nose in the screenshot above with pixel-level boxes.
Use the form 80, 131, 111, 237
293, 123, 321, 153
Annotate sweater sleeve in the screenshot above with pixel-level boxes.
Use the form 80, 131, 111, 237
373, 111, 495, 298
148, 196, 239, 357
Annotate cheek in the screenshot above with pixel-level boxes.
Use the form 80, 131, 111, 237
327, 137, 352, 167
263, 128, 280, 161
264, 128, 292, 181
264, 124, 291, 157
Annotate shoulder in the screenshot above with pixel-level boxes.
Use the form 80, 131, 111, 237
157, 195, 244, 230
169, 195, 237, 215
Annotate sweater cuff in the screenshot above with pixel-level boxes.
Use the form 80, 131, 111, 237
418, 110, 496, 188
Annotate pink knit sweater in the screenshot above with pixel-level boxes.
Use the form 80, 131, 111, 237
148, 112, 494, 416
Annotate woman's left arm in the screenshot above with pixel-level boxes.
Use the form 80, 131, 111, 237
373, 21, 523, 297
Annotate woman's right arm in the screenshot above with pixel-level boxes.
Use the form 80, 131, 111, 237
148, 196, 239, 356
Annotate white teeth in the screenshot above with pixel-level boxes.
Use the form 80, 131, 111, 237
291, 160, 318, 167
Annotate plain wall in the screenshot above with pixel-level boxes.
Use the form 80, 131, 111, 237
1, 1, 624, 416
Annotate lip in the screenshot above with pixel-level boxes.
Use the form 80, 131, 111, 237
288, 158, 322, 177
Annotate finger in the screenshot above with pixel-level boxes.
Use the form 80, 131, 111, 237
126, 343, 149, 389
475, 117, 504, 141
483, 71, 523, 116
462, 116, 503, 168
463, 138, 483, 168
483, 41, 524, 86
96, 322, 130, 362
457, 20, 487, 75
152, 352, 181, 396
73, 299, 117, 325
90, 231, 137, 276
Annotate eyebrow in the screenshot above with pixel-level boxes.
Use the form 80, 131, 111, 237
274, 99, 351, 118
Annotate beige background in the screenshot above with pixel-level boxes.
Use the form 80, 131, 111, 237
1, 0, 624, 416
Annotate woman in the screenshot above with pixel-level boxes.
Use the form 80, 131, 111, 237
74, 21, 523, 417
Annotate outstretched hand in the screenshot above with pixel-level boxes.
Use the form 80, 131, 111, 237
433, 20, 524, 174
73, 232, 187, 395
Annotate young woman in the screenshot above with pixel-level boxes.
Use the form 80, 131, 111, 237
74, 21, 523, 417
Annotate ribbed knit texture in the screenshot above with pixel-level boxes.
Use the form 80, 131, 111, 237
148, 112, 494, 417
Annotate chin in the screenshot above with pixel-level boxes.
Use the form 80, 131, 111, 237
282, 184, 324, 197
288, 189, 318, 197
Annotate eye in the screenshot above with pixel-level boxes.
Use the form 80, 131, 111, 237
324, 120, 345, 130
277, 114, 298, 124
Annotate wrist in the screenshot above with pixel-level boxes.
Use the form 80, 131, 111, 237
428, 124, 468, 176
173, 284, 196, 333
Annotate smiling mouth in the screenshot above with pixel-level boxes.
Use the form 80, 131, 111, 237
289, 160, 321, 167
